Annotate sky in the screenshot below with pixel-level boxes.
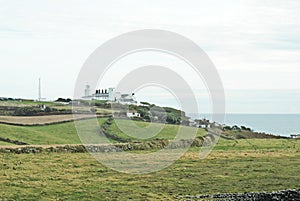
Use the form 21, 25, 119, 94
0, 0, 300, 113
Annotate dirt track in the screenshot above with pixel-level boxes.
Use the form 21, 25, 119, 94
0, 144, 84, 149
0, 114, 109, 126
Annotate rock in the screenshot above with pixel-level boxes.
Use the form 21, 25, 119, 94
180, 189, 300, 200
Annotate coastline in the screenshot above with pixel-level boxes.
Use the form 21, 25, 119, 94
189, 113, 300, 137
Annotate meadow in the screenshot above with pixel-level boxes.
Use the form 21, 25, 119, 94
0, 117, 299, 200
0, 118, 107, 145
0, 139, 299, 200
0, 118, 206, 145
106, 119, 207, 142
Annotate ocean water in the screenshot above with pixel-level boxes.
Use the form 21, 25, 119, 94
189, 114, 300, 137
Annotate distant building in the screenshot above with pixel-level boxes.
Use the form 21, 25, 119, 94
39, 104, 47, 111
199, 124, 210, 129
197, 118, 211, 129
81, 84, 137, 104
84, 83, 91, 97
116, 93, 137, 105
127, 111, 141, 118
189, 120, 198, 127
290, 134, 300, 139
187, 118, 213, 128
82, 86, 115, 101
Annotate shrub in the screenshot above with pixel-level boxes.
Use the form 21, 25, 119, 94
13, 107, 40, 116
236, 133, 246, 139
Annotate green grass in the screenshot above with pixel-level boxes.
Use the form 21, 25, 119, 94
0, 100, 57, 107
214, 138, 300, 151
0, 118, 205, 145
107, 119, 206, 142
0, 100, 102, 113
0, 141, 14, 145
0, 139, 299, 200
0, 114, 299, 199
0, 118, 107, 145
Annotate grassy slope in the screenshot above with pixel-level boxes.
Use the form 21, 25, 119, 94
0, 119, 206, 145
107, 119, 206, 141
0, 100, 57, 106
0, 118, 107, 145
213, 138, 299, 150
0, 139, 299, 200
0, 141, 14, 145
0, 100, 112, 113
0, 117, 295, 146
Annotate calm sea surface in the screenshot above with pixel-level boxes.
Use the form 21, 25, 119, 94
189, 114, 300, 137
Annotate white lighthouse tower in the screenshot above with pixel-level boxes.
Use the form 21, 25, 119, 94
84, 83, 91, 97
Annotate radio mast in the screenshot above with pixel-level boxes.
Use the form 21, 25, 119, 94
38, 78, 45, 101
38, 78, 41, 101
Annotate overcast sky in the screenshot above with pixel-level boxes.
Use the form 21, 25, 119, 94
0, 0, 299, 113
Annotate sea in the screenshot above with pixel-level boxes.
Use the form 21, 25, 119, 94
188, 114, 300, 137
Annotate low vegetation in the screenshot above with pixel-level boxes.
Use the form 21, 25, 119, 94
0, 139, 299, 200
0, 118, 107, 145
0, 101, 298, 199
104, 118, 206, 142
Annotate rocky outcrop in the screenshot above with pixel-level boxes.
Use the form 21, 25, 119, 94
176, 189, 300, 200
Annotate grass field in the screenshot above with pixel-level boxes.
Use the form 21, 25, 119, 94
0, 118, 107, 145
0, 100, 57, 107
0, 117, 299, 200
0, 117, 291, 145
0, 139, 299, 200
0, 141, 14, 145
107, 119, 206, 141
0, 118, 208, 145
0, 100, 114, 115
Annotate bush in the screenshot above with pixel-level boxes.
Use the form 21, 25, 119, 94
236, 133, 246, 139
13, 107, 40, 116
45, 106, 52, 113
55, 98, 72, 102
223, 126, 232, 131
192, 136, 204, 147
90, 107, 97, 113
131, 116, 144, 121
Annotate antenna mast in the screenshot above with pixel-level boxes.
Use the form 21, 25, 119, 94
38, 78, 41, 101
38, 78, 45, 101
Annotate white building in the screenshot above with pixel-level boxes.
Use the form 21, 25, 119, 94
189, 120, 198, 127
116, 93, 137, 104
290, 134, 300, 139
82, 84, 137, 104
127, 112, 141, 118
199, 124, 211, 129
82, 84, 115, 101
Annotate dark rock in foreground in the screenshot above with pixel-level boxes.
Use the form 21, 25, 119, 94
176, 189, 300, 201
